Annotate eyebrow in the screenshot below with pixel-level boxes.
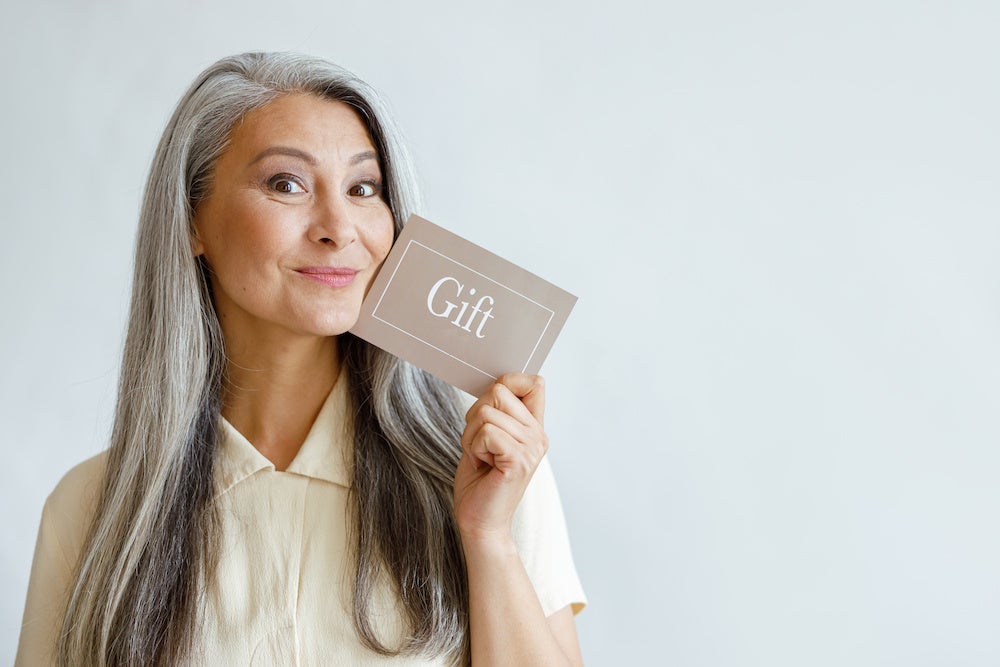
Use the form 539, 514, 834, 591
349, 150, 378, 166
249, 146, 317, 166
248, 146, 379, 167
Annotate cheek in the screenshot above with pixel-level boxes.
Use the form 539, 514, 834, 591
359, 216, 395, 296
207, 204, 285, 266
371, 216, 396, 262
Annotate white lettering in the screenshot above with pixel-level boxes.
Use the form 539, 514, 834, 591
426, 276, 462, 318
426, 276, 495, 338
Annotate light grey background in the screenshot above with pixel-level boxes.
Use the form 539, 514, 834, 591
2, 1, 998, 665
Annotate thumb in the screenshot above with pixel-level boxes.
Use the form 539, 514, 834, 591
498, 373, 546, 427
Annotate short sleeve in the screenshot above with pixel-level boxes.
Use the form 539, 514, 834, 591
511, 456, 587, 617
15, 452, 106, 667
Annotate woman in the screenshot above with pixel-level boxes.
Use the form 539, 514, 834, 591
15, 52, 585, 665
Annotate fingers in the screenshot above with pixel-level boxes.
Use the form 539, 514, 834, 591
465, 422, 521, 472
465, 374, 546, 428
461, 403, 530, 452
461, 375, 549, 471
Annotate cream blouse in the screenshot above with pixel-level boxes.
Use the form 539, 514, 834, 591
15, 375, 586, 665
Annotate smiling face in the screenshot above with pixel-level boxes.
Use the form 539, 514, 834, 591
192, 93, 395, 344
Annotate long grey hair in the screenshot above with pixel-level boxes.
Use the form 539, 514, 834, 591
58, 52, 469, 666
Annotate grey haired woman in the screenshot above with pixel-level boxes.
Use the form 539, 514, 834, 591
15, 52, 585, 666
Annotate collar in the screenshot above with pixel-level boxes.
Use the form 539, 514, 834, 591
214, 369, 353, 495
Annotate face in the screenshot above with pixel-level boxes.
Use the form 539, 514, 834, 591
192, 93, 395, 342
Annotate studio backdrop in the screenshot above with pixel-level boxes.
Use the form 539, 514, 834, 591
2, 2, 998, 665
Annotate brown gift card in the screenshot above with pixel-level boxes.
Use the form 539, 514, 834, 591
350, 215, 577, 397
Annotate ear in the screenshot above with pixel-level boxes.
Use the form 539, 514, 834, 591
190, 216, 206, 257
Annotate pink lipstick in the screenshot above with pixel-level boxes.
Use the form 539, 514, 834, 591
296, 266, 358, 287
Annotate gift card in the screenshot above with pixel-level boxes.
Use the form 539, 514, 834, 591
350, 214, 577, 396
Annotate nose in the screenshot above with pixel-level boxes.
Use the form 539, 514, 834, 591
309, 193, 357, 248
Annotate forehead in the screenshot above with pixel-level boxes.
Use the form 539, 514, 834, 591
224, 93, 376, 160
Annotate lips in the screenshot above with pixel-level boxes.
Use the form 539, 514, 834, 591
295, 266, 359, 287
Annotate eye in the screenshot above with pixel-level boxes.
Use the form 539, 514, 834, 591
349, 181, 381, 198
267, 174, 306, 194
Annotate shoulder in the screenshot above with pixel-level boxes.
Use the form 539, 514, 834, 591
42, 451, 108, 567
512, 456, 588, 616
47, 450, 107, 513
15, 453, 107, 665
512, 456, 567, 543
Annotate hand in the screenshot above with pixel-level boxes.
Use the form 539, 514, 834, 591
453, 373, 548, 544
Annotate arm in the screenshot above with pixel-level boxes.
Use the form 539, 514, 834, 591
454, 374, 583, 666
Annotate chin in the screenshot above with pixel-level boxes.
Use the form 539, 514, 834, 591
304, 314, 361, 338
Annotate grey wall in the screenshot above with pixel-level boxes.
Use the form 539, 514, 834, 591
3, 1, 998, 664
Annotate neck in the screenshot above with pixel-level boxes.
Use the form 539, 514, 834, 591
221, 328, 340, 471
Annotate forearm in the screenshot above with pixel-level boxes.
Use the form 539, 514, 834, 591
463, 532, 575, 667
